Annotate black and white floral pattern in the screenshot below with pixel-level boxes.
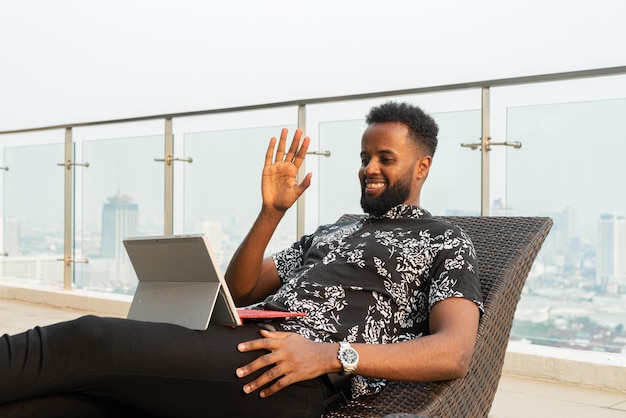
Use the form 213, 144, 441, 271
265, 205, 483, 398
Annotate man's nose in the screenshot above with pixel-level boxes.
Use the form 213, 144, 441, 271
363, 160, 380, 175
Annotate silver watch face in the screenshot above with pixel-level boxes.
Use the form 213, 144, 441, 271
340, 347, 359, 366
338, 342, 359, 375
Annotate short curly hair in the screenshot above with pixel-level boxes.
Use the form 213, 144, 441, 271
365, 101, 439, 156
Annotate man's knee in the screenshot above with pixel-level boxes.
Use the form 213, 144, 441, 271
49, 315, 111, 349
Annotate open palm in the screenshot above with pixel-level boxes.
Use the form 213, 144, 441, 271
262, 128, 312, 212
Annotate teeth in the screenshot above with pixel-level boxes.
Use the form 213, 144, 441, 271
366, 182, 385, 189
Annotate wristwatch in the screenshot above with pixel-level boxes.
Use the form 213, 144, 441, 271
337, 341, 359, 375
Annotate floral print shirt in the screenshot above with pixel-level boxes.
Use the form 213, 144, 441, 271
263, 204, 484, 398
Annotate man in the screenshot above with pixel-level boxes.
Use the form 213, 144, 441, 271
0, 102, 482, 418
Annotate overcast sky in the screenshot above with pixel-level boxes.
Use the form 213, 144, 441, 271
1, 0, 625, 131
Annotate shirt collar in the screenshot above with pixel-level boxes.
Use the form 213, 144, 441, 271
367, 204, 432, 221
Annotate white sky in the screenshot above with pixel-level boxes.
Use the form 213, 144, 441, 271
1, 0, 625, 131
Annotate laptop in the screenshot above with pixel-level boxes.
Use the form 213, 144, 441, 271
124, 234, 305, 330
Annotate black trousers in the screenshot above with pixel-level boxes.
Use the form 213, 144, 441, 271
0, 316, 336, 418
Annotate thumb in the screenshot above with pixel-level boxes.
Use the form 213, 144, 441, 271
259, 329, 291, 339
296, 172, 313, 193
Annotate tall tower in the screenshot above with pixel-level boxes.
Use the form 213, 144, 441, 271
101, 193, 138, 259
597, 213, 626, 293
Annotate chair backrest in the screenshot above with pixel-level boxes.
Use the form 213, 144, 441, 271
327, 215, 553, 418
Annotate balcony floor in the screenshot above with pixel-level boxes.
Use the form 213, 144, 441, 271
1, 298, 626, 417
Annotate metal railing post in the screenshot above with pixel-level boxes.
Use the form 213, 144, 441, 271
481, 87, 490, 216
63, 128, 73, 290
296, 105, 306, 238
164, 118, 174, 235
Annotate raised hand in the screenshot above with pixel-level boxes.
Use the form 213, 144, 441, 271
262, 128, 312, 213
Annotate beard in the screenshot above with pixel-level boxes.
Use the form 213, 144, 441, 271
360, 172, 413, 217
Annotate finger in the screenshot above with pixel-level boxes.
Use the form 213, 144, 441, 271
238, 331, 293, 351
236, 350, 278, 380
259, 375, 294, 398
291, 136, 310, 168
284, 129, 303, 162
237, 336, 273, 353
258, 329, 292, 339
274, 128, 289, 162
242, 363, 288, 396
264, 137, 277, 167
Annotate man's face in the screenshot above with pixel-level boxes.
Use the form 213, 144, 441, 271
359, 122, 430, 216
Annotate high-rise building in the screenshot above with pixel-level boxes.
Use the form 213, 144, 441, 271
597, 213, 626, 293
101, 193, 138, 259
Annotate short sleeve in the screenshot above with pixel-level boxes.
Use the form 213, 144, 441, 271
271, 233, 314, 283
428, 226, 484, 314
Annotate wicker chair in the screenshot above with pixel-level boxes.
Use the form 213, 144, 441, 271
326, 215, 553, 418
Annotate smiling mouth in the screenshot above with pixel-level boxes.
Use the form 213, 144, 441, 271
364, 180, 386, 193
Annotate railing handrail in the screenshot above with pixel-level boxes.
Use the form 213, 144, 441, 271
2, 65, 626, 136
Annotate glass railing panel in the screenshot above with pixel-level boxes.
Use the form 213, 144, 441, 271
316, 109, 481, 225
423, 109, 482, 216
505, 97, 626, 354
76, 134, 164, 294
317, 118, 364, 224
182, 125, 297, 273
1, 138, 65, 288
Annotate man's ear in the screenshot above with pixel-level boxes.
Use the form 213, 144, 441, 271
415, 155, 432, 180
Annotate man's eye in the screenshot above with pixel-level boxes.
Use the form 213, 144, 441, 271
361, 159, 370, 166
